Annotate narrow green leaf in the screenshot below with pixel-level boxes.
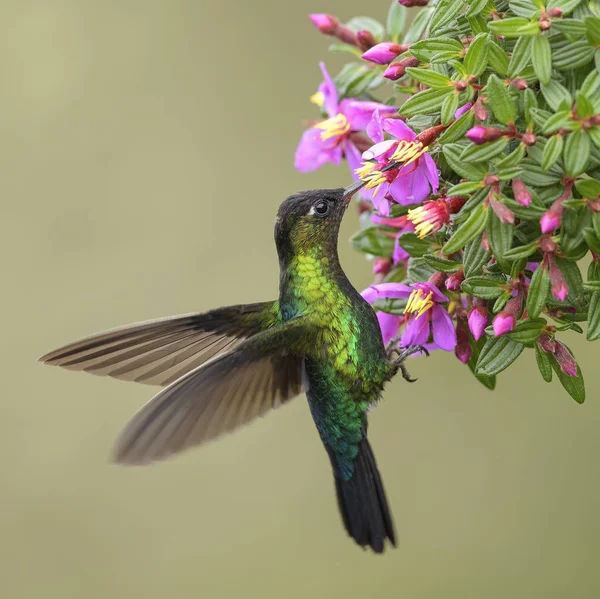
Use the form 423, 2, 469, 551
345, 16, 385, 40
541, 135, 564, 171
541, 111, 571, 135
396, 232, 433, 257
488, 42, 509, 75
585, 15, 600, 46
518, 159, 563, 187
549, 354, 585, 403
535, 343, 553, 382
531, 35, 552, 84
467, 336, 497, 390
488, 18, 540, 37
430, 0, 465, 33
422, 255, 462, 273
438, 109, 475, 143
564, 130, 591, 177
541, 80, 573, 111
575, 178, 600, 199
495, 144, 526, 169
510, 0, 540, 18
443, 144, 488, 180
488, 210, 514, 273
486, 74, 517, 125
464, 32, 490, 77
549, 0, 582, 17
461, 137, 509, 162
402, 6, 433, 44
387, 0, 407, 43
503, 239, 539, 260
587, 291, 600, 340
399, 86, 454, 116
476, 336, 525, 376
506, 318, 546, 345
576, 91, 594, 119
443, 203, 489, 254
440, 92, 459, 126
527, 263, 550, 318
551, 39, 595, 71
466, 0, 489, 17
461, 276, 506, 299
447, 181, 483, 196
351, 227, 394, 257
405, 67, 452, 88
463, 234, 490, 276
508, 35, 533, 78
555, 257, 586, 311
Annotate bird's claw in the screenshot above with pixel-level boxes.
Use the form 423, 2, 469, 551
387, 343, 429, 383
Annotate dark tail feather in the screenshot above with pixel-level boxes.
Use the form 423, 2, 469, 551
327, 438, 396, 554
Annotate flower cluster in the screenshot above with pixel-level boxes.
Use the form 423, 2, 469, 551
295, 0, 600, 403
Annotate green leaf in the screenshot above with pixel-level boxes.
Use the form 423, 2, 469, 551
464, 32, 490, 77
495, 144, 526, 169
486, 74, 517, 125
461, 276, 507, 299
443, 203, 489, 254
575, 178, 600, 198
403, 6, 433, 44
564, 130, 591, 177
555, 257, 586, 311
440, 92, 459, 126
409, 37, 464, 56
430, 0, 465, 34
466, 0, 489, 16
551, 39, 595, 71
584, 280, 600, 292
351, 227, 394, 257
488, 17, 540, 38
535, 344, 553, 382
488, 42, 510, 75
552, 18, 587, 41
585, 15, 600, 46
540, 110, 571, 135
587, 290, 600, 340
447, 181, 484, 196
506, 318, 546, 345
460, 137, 509, 162
581, 70, 600, 98
503, 239, 540, 260
438, 109, 475, 143
345, 16, 385, 40
549, 353, 585, 403
467, 336, 497, 390
405, 67, 452, 89
442, 143, 488, 180
463, 234, 490, 276
518, 159, 563, 186
396, 232, 433, 257
531, 34, 552, 84
576, 91, 595, 119
540, 80, 573, 111
527, 263, 550, 318
510, 0, 541, 18
541, 135, 564, 171
487, 210, 514, 273
399, 86, 454, 116
508, 35, 533, 78
549, 0, 582, 17
386, 0, 407, 43
422, 254, 462, 273
476, 336, 525, 376
583, 228, 600, 254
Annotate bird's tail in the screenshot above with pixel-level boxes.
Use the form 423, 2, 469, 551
327, 438, 396, 553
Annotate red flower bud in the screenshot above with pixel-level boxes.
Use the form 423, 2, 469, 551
356, 30, 377, 51
554, 341, 577, 376
445, 269, 465, 291
547, 7, 563, 18
510, 78, 528, 90
522, 132, 537, 146
466, 126, 504, 145
512, 178, 532, 207
490, 197, 515, 224
398, 0, 430, 6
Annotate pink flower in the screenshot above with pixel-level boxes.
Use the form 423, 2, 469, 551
466, 126, 504, 145
468, 306, 488, 340
309, 14, 338, 34
454, 102, 473, 119
492, 312, 515, 336
362, 42, 404, 65
406, 199, 450, 238
355, 110, 439, 215
295, 63, 396, 176
540, 210, 562, 233
383, 57, 419, 80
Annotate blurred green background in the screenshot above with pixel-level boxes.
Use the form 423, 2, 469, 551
2, 1, 600, 597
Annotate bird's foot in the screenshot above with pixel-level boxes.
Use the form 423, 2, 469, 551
388, 343, 429, 383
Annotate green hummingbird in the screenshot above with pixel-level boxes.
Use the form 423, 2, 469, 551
40, 180, 425, 553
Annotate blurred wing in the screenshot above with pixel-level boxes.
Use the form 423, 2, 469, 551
39, 302, 277, 386
112, 316, 313, 465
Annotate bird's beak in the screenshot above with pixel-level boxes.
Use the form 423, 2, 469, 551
342, 179, 367, 203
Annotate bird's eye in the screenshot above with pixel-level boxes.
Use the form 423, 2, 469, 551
312, 200, 330, 217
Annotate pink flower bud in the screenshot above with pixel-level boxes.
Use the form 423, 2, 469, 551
490, 198, 515, 224
493, 312, 515, 336
537, 332, 556, 354
445, 269, 465, 291
468, 307, 488, 341
522, 132, 537, 146
362, 42, 404, 65
540, 210, 562, 233
454, 102, 472, 119
554, 341, 577, 376
512, 178, 531, 207
356, 30, 377, 51
373, 257, 392, 275
510, 78, 528, 90
455, 318, 472, 364
547, 7, 563, 17
474, 99, 488, 121
383, 56, 418, 80
466, 126, 504, 145
309, 14, 338, 35
549, 259, 569, 301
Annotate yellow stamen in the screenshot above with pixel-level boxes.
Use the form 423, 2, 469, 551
354, 161, 387, 195
404, 289, 434, 319
310, 91, 325, 108
390, 140, 428, 165
407, 205, 439, 239
315, 113, 350, 141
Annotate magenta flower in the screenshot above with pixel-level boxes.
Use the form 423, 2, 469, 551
362, 282, 456, 351
540, 210, 562, 233
466, 126, 504, 145
295, 63, 395, 177
454, 102, 472, 119
355, 110, 439, 215
309, 14, 338, 34
362, 42, 404, 65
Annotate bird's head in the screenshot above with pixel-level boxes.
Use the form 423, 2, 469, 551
274, 181, 365, 262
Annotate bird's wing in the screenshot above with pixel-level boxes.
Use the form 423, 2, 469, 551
39, 302, 279, 386
112, 316, 315, 465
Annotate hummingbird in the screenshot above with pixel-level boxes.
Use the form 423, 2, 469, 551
40, 178, 425, 553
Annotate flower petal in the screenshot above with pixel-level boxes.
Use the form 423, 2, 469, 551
340, 100, 396, 131
377, 311, 402, 346
431, 305, 457, 350
343, 140, 363, 181
393, 234, 409, 264
362, 140, 397, 160
366, 109, 385, 144
319, 62, 339, 118
362, 282, 414, 301
422, 153, 440, 193
401, 312, 431, 347
294, 128, 342, 171
415, 282, 448, 303
382, 118, 416, 142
